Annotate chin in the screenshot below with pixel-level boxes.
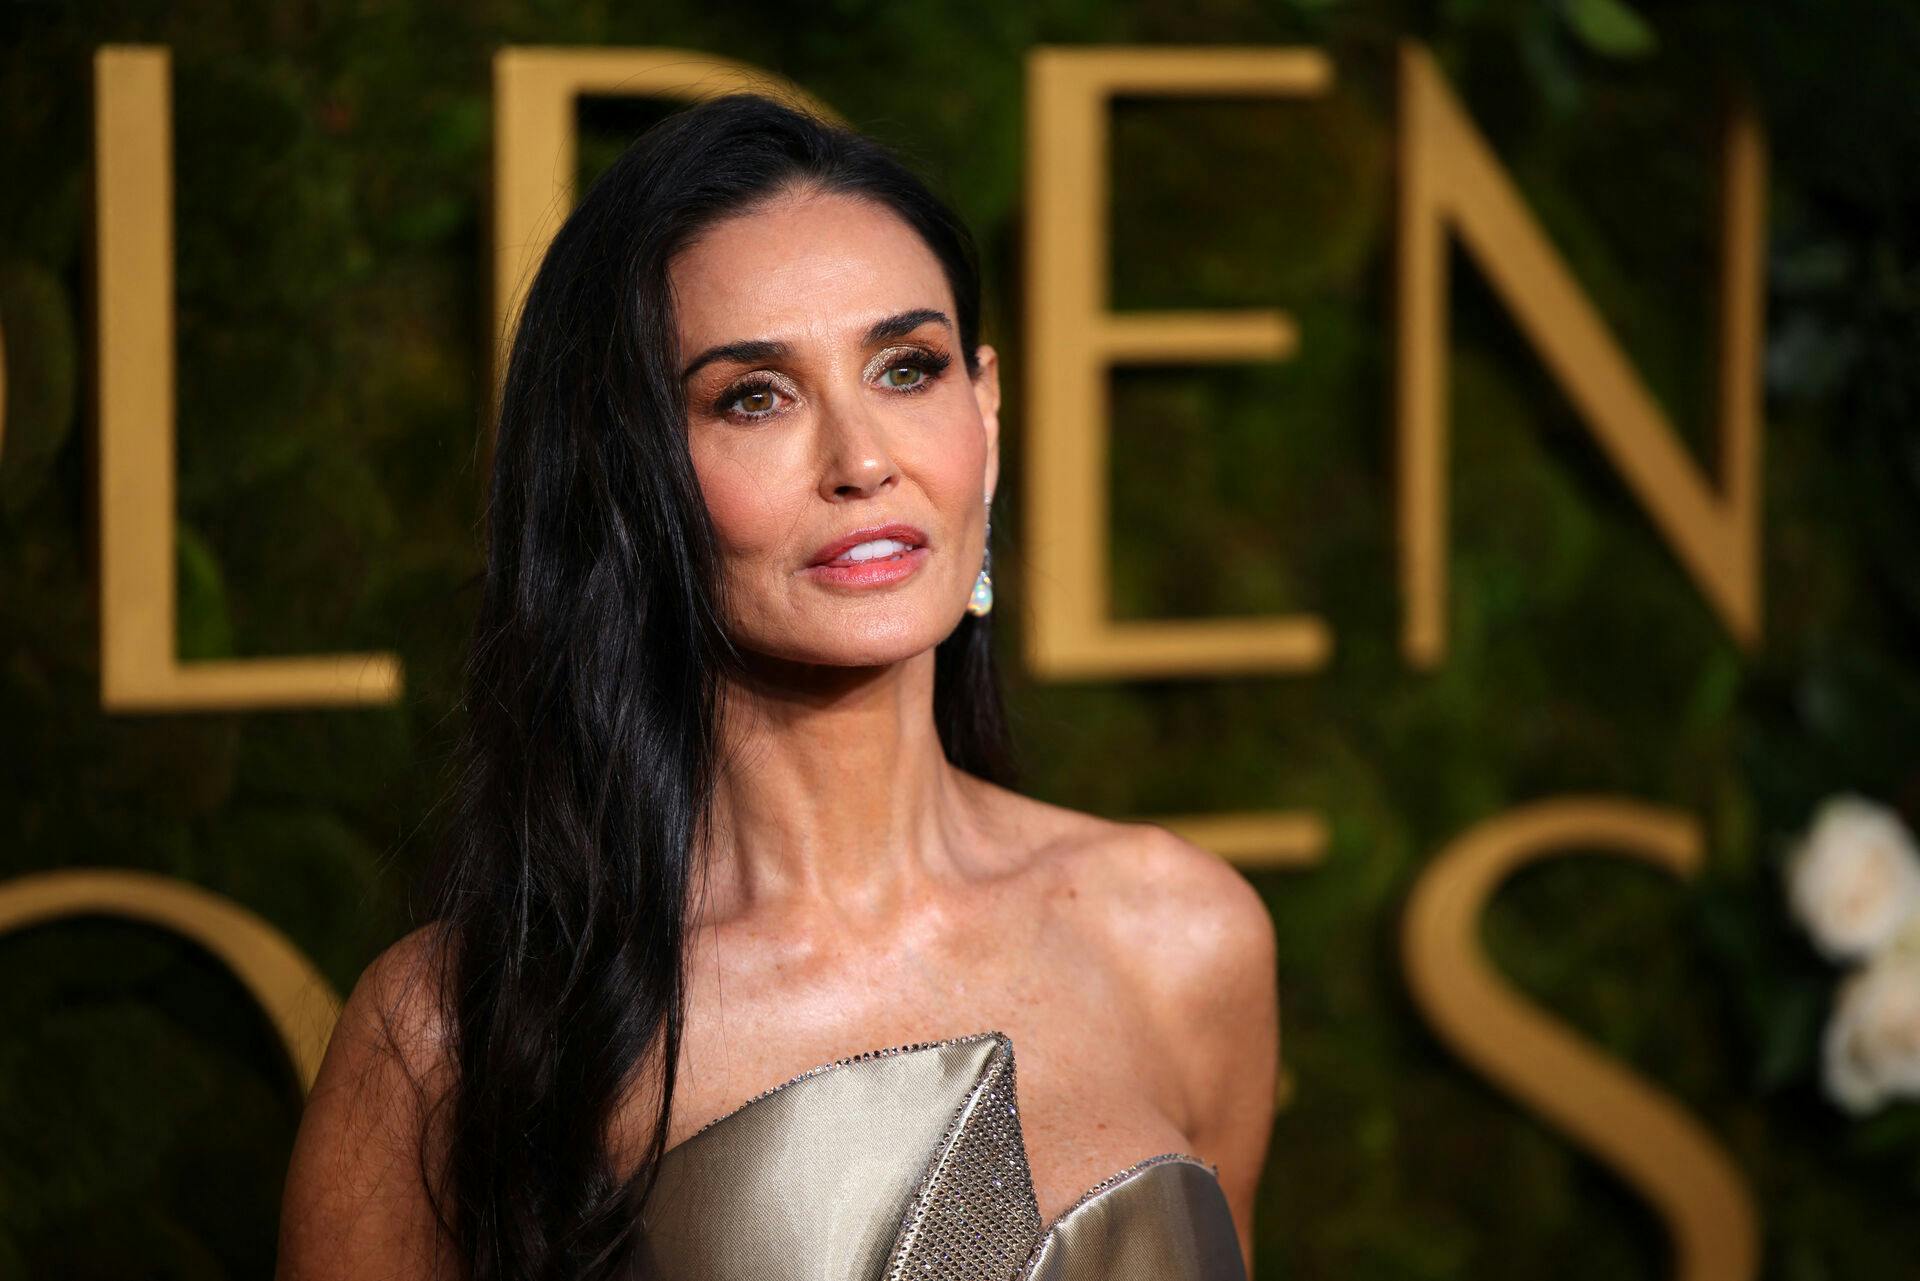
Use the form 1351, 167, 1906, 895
755, 609, 961, 669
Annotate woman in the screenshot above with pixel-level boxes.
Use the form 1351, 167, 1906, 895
276, 90, 1279, 1280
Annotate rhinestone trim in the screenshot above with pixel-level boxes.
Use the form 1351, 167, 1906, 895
666, 1026, 1227, 1279
679, 1028, 1006, 1147
1016, 1151, 1221, 1279
883, 1035, 1042, 1279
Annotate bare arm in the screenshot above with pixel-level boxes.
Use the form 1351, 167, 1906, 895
1191, 879, 1279, 1277
1125, 826, 1281, 1277
276, 929, 458, 1281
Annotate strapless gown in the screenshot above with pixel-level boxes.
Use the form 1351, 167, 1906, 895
635, 1028, 1246, 1279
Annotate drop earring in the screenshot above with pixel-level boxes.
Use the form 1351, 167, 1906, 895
967, 497, 994, 617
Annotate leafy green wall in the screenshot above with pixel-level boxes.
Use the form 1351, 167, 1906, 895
2, 0, 1917, 1276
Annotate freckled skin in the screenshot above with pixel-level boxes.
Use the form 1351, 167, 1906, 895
659, 190, 1277, 1260
274, 187, 1278, 1281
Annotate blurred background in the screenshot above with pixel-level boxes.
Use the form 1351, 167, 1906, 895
4, 0, 1920, 1277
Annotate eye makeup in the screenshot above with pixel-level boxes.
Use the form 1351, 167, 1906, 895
707, 344, 954, 424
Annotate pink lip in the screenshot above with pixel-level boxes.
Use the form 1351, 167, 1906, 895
805, 522, 929, 567
802, 522, 931, 588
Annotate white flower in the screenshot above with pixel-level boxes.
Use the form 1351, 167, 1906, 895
1822, 945, 1920, 1115
1784, 794, 1920, 964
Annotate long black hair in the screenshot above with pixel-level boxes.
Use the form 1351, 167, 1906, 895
417, 91, 1014, 1280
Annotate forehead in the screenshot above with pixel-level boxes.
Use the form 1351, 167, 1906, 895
667, 190, 955, 348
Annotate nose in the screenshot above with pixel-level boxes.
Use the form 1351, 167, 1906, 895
817, 396, 899, 502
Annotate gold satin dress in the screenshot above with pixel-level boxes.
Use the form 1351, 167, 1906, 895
636, 1029, 1247, 1279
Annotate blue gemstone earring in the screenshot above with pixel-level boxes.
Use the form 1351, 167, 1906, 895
966, 497, 994, 617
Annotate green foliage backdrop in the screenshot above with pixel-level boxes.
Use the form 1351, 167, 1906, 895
3, 0, 1918, 1276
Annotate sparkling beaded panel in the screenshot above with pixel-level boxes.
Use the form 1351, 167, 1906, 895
883, 1035, 1043, 1280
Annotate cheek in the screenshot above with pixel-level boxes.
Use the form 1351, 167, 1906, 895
912, 412, 990, 510
690, 439, 791, 562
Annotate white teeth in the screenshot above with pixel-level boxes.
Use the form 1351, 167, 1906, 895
843, 537, 912, 562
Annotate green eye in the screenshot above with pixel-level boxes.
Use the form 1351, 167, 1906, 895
882, 362, 926, 389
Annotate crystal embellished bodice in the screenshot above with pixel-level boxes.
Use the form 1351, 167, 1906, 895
634, 1029, 1247, 1280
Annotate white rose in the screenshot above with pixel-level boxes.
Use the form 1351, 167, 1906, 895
1822, 945, 1920, 1115
1784, 794, 1920, 964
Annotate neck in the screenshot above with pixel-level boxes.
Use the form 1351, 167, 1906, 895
698, 647, 975, 924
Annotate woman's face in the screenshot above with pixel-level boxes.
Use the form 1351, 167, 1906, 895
670, 188, 1000, 670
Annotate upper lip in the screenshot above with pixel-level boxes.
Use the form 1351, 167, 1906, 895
806, 522, 929, 566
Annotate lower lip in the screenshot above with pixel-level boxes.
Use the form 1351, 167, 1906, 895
804, 545, 930, 587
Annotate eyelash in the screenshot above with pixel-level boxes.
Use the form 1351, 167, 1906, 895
712, 348, 954, 422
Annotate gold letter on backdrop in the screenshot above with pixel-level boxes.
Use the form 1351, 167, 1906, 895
1395, 41, 1766, 668
489, 48, 837, 472
1024, 47, 1335, 682
0, 869, 341, 1092
94, 47, 403, 712
1402, 798, 1759, 1281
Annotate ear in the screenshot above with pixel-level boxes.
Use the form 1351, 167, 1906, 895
972, 343, 1002, 504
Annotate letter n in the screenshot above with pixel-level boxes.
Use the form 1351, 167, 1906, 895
1395, 41, 1766, 666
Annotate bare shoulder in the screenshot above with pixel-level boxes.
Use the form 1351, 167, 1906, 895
1053, 815, 1277, 1043
276, 923, 458, 1281
976, 782, 1277, 1055
315, 921, 456, 1097
1050, 814, 1278, 1267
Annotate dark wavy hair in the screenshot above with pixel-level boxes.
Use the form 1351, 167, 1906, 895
415, 91, 1014, 1280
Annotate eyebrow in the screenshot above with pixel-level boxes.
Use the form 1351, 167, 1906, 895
679, 307, 954, 382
